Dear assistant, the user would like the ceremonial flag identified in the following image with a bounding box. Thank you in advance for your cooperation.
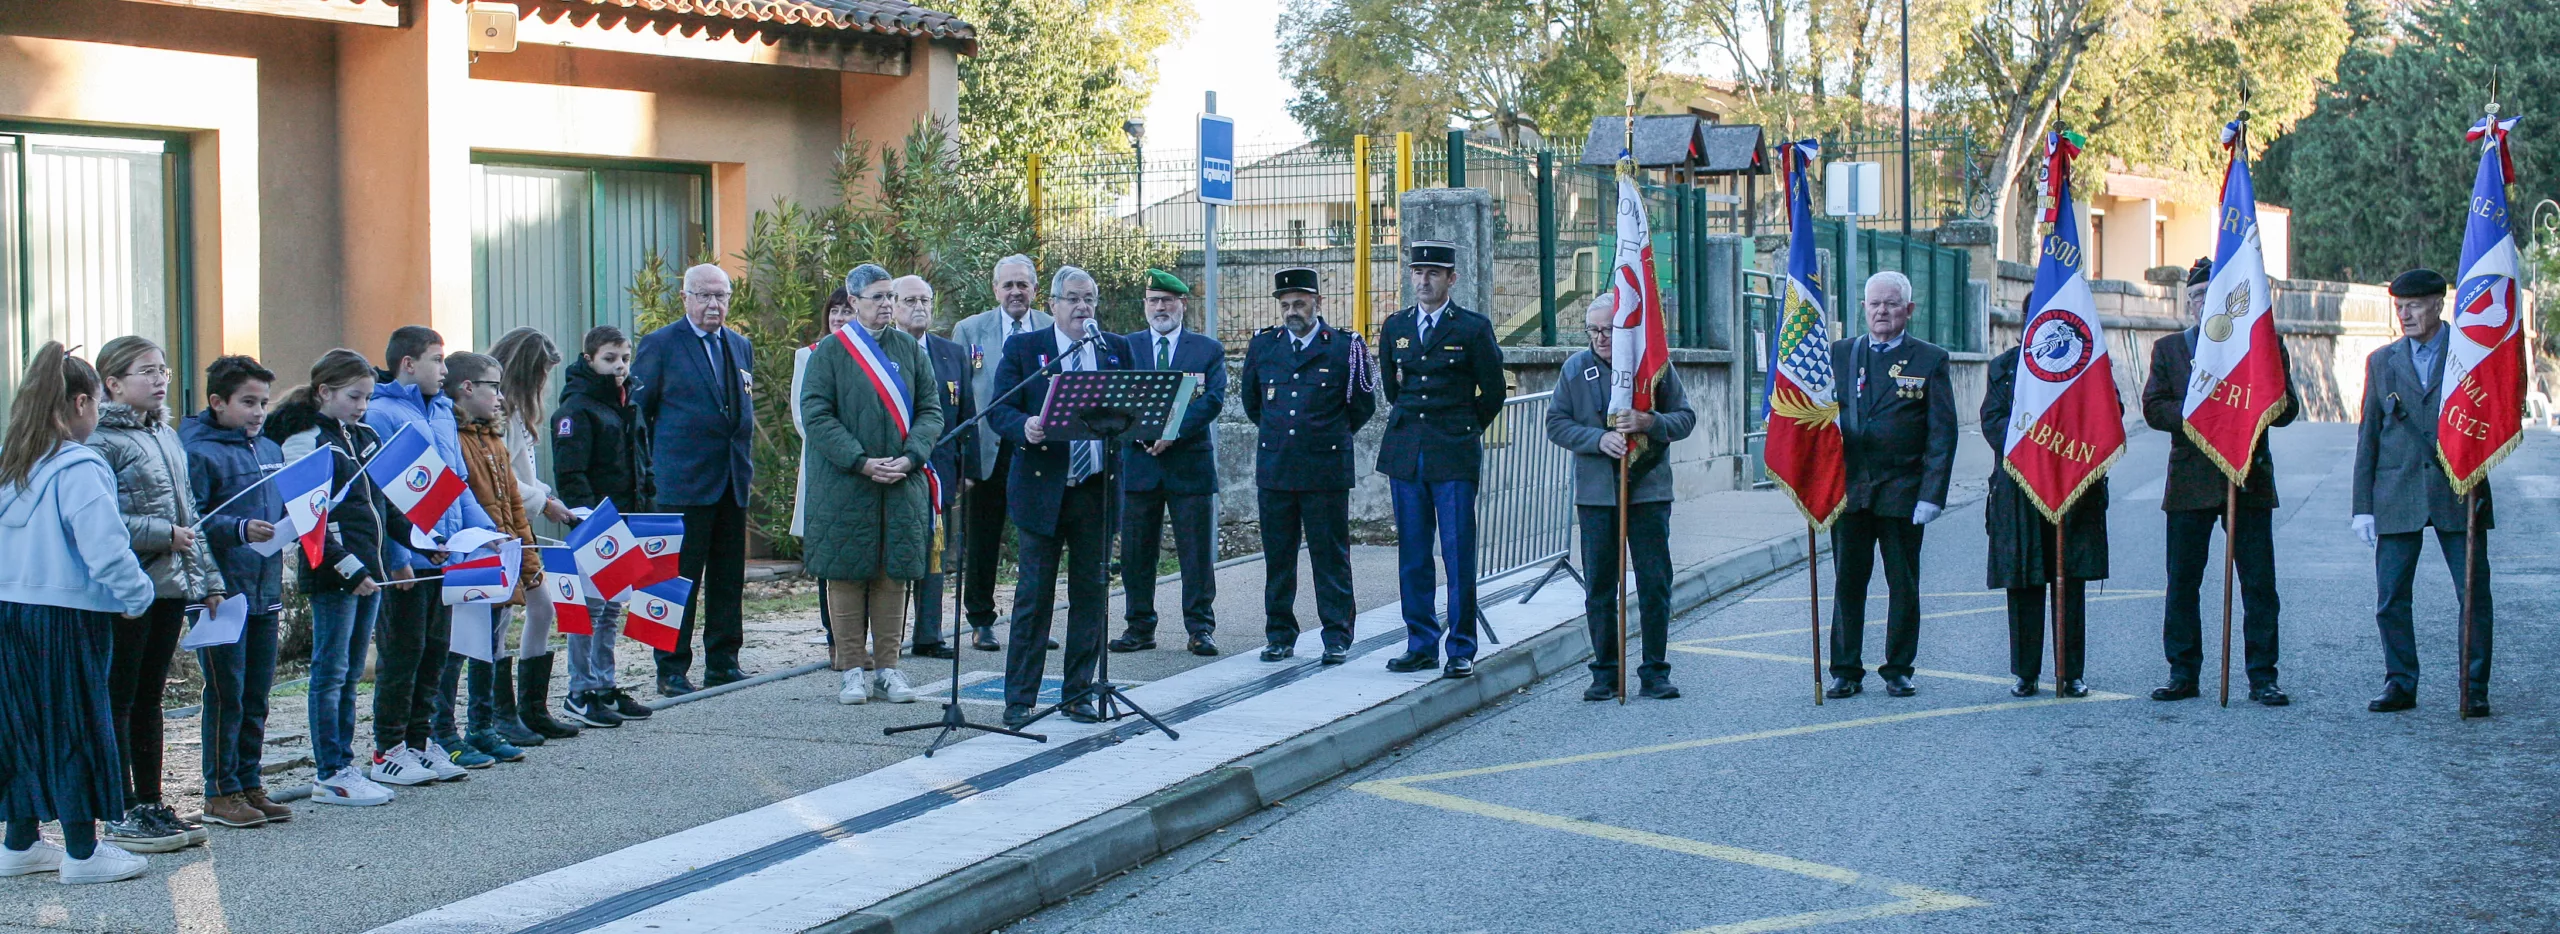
[540,547,593,636]
[1607,163,1669,415]
[268,448,338,568]
[2180,119,2291,482]
[439,552,513,606]
[625,576,693,652]
[1762,138,1847,531]
[625,513,685,590]
[362,422,466,535]
[2440,113,2526,494]
[566,499,651,600]
[2003,130,2126,520]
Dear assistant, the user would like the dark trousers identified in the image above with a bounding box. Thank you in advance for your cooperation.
[912,505,962,645]
[196,611,279,796]
[107,599,187,806]
[434,606,506,737]
[374,582,451,752]
[2375,528,2493,698]
[1580,503,1672,684]
[2163,507,2280,687]
[1121,487,1217,639]
[665,498,748,678]
[1829,510,1924,680]
[2007,581,2087,682]
[1004,480,1110,709]
[963,444,1014,630]
[1260,488,1356,651]
[1390,477,1479,660]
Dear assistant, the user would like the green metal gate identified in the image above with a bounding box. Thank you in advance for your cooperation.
[470,155,708,352]
[0,127,190,427]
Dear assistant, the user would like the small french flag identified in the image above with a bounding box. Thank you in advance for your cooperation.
[625,576,692,652]
[539,546,592,636]
[269,448,337,568]
[625,513,685,590]
[363,423,466,534]
[566,499,652,600]
[440,552,513,606]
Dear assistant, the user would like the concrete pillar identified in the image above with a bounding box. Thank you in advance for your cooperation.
[1397,187,1494,313]
[338,0,475,355]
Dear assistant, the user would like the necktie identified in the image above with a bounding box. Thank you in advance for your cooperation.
[706,333,735,414]
[1069,344,1100,484]
[1420,313,1437,345]
[1156,335,1171,370]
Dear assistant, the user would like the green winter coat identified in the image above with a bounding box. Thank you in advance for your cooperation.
[798,326,944,582]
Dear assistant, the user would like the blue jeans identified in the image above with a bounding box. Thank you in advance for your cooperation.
[1390,477,1479,660]
[564,600,624,695]
[197,612,279,796]
[306,592,379,777]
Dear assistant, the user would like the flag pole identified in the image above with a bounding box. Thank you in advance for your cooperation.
[2460,489,2479,719]
[1808,522,1824,706]
[2051,520,2065,694]
[2219,480,2237,706]
[1617,456,1631,705]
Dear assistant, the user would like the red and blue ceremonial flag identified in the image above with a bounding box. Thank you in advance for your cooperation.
[540,547,592,636]
[439,552,513,606]
[270,447,338,568]
[2180,118,2292,481]
[567,499,652,600]
[625,576,693,652]
[625,513,685,590]
[1607,154,1669,416]
[362,422,466,534]
[2440,112,2526,494]
[1762,138,1846,531]
[2003,130,2126,520]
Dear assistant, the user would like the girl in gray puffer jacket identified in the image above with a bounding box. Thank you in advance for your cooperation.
[85,336,224,854]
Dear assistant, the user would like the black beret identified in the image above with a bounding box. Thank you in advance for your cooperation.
[2186,257,2213,286]
[1272,266,1320,297]
[1407,240,1458,269]
[2389,268,2448,298]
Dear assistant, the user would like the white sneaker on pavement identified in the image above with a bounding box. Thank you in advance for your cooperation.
[0,840,63,876]
[838,669,869,705]
[877,668,917,703]
[59,844,147,885]
[310,767,395,806]
[367,744,436,787]
[418,741,469,781]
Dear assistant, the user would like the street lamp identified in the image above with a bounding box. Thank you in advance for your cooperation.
[1125,118,1147,224]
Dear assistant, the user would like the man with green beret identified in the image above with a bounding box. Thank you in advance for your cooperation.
[1109,270,1229,657]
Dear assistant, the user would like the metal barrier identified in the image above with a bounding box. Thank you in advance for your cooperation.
[1473,390,1576,583]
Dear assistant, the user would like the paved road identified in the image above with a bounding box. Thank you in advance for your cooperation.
[1010,422,2560,934]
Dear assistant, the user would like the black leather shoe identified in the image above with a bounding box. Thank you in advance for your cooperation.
[1883,674,1916,698]
[1639,680,1681,700]
[913,642,958,660]
[1189,637,1219,657]
[1047,639,1060,649]
[972,627,1000,651]
[1108,633,1156,653]
[1442,657,1475,679]
[2150,681,2199,701]
[2010,678,2039,697]
[706,667,750,688]
[1320,647,1349,665]
[1824,676,1863,699]
[656,674,698,697]
[1384,651,1439,673]
[2368,684,2416,712]
[2462,697,2492,718]
[1584,680,1616,701]
[2058,679,2090,698]
[2249,684,2290,706]
[1063,700,1102,723]
[1260,643,1294,662]
[1002,704,1034,729]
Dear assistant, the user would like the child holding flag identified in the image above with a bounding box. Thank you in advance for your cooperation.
[445,351,545,762]
[180,356,296,827]
[554,327,654,727]
[366,326,498,781]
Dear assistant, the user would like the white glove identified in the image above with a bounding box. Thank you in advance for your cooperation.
[1910,502,1942,526]
[2351,514,2377,548]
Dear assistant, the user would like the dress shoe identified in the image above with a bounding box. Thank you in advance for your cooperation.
[1108,633,1156,653]
[1002,704,1035,729]
[1639,679,1681,700]
[1584,680,1617,701]
[913,642,958,660]
[2150,681,2199,701]
[2249,683,2290,706]
[656,674,698,697]
[2367,684,2416,712]
[1883,674,1916,697]
[1189,636,1219,657]
[1384,651,1439,673]
[1047,638,1061,649]
[1442,657,1475,679]
[1260,643,1294,662]
[1063,700,1103,723]
[1824,676,1863,699]
[2462,698,2492,718]
[706,667,750,688]
[972,627,1000,651]
[1320,647,1349,665]
[2057,679,2090,698]
[2010,678,2039,697]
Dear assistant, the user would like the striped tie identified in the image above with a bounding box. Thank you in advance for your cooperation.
[1068,343,1100,484]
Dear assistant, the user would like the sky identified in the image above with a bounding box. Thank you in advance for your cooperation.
[1140,0,1309,151]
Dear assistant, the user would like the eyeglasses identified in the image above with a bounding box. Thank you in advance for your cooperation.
[685,289,733,301]
[466,379,501,391]
[127,365,172,378]
[1583,326,1611,336]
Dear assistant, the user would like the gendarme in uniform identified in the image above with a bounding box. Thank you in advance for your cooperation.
[1241,267,1377,664]
[1374,240,1507,679]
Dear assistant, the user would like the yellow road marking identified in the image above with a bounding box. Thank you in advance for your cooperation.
[1743,589,2163,604]
[1671,646,2139,700]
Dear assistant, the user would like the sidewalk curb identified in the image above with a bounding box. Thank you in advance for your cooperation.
[815,529,1819,934]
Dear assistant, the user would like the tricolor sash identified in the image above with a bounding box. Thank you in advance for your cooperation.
[833,324,914,440]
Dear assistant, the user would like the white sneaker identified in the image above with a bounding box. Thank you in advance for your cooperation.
[418,741,469,782]
[838,669,870,705]
[59,844,147,884]
[0,840,63,876]
[367,744,436,786]
[309,767,394,807]
[877,668,917,704]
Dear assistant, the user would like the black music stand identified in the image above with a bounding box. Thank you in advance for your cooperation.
[1020,368,1196,739]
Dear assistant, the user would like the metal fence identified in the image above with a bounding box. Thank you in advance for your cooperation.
[1473,390,1575,583]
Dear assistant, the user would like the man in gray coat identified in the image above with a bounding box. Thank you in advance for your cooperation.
[2352,268,2495,718]
[1545,295,1697,700]
[949,254,1053,650]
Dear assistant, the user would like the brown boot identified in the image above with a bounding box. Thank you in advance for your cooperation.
[242,787,293,823]
[200,793,269,828]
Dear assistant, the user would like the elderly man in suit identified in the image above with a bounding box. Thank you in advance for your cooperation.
[632,263,756,696]
[2353,268,2496,718]
[2142,257,2301,706]
[1376,240,1508,679]
[1242,268,1376,665]
[895,274,974,660]
[1825,270,1957,700]
[986,266,1134,728]
[1109,269,1229,658]
[1546,294,1698,700]
[950,255,1053,651]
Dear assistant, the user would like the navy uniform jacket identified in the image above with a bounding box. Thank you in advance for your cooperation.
[1120,328,1226,495]
[1829,335,1958,519]
[1242,321,1378,491]
[1376,303,1506,482]
[632,320,756,507]
[985,326,1134,537]
[923,333,975,511]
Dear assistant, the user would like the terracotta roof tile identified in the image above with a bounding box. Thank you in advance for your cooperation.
[557,0,975,42]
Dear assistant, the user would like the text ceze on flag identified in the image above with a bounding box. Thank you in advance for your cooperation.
[540,546,592,636]
[2003,130,2126,520]
[362,422,466,534]
[2180,119,2292,482]
[2439,113,2526,494]
[1761,138,1847,531]
[625,576,693,652]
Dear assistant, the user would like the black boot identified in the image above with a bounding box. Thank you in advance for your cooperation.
[491,658,547,747]
[516,653,581,739]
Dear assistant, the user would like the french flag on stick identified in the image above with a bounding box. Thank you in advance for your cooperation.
[567,499,652,600]
[625,576,692,652]
[540,547,592,636]
[439,552,513,606]
[270,448,338,568]
[625,513,685,590]
[362,423,466,535]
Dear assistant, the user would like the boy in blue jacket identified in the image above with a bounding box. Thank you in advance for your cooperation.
[180,356,295,828]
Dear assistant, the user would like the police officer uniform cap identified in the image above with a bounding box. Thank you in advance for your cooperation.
[1273,266,1321,297]
[1406,240,1458,269]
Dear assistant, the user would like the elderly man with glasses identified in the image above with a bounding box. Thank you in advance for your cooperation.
[892,274,975,659]
[632,263,758,696]
[1822,270,1956,701]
